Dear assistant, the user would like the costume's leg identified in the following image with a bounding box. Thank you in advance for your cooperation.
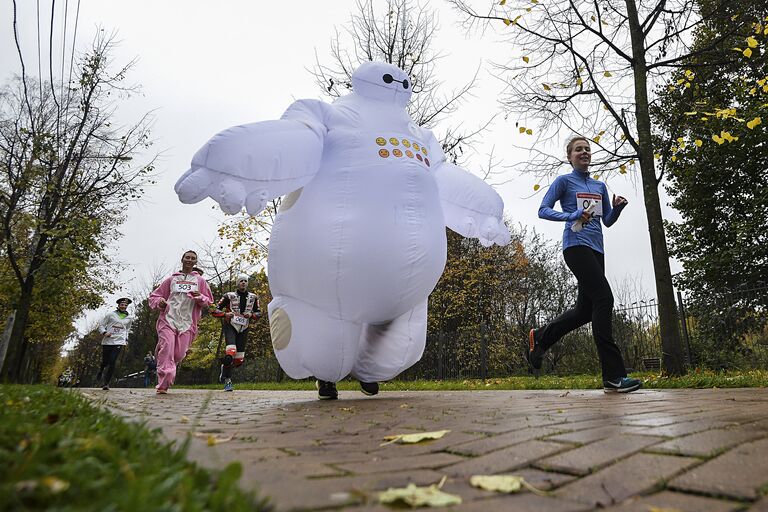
[155,325,178,390]
[168,329,196,386]
[268,296,362,382]
[352,300,428,383]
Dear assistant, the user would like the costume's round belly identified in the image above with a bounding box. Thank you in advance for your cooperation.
[268,155,446,323]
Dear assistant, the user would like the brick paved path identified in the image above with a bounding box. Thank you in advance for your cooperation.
[79,387,768,511]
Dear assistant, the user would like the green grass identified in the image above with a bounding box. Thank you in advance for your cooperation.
[183,369,768,391]
[0,385,272,512]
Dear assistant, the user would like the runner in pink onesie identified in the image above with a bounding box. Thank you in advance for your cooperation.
[149,250,213,394]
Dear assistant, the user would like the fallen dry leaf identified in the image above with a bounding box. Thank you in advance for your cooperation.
[470,474,549,496]
[381,429,450,446]
[194,432,236,446]
[379,477,461,507]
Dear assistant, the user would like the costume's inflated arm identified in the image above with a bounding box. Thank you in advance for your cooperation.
[175,100,328,215]
[428,136,510,247]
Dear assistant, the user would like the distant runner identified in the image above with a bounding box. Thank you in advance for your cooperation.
[149,250,213,394]
[212,274,261,391]
[96,297,133,390]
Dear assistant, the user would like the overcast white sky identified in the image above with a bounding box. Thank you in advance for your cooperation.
[1,1,681,333]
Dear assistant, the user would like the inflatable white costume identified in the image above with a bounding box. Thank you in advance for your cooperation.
[175,62,509,384]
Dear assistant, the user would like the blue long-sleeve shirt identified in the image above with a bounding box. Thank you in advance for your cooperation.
[538,168,626,254]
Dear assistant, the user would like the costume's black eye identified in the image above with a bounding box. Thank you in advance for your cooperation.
[402,79,409,89]
[382,74,394,84]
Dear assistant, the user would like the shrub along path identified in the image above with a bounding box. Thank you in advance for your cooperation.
[79,387,768,511]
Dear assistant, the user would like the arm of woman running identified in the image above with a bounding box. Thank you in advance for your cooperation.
[601,182,628,227]
[193,278,214,308]
[149,277,172,310]
[538,176,584,222]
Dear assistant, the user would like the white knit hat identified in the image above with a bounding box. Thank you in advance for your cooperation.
[236,274,249,283]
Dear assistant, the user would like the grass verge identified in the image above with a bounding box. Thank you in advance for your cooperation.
[182,369,768,391]
[0,385,272,511]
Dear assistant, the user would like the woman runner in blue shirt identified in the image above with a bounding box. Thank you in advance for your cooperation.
[529,136,642,393]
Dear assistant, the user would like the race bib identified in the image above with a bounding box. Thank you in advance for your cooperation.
[576,193,603,216]
[110,325,124,335]
[231,315,249,327]
[172,279,199,294]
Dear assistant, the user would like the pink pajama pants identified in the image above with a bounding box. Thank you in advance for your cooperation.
[155,324,195,390]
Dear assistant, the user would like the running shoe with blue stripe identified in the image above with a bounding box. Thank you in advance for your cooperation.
[603,377,643,393]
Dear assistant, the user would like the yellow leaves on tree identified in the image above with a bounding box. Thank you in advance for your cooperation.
[747,117,762,129]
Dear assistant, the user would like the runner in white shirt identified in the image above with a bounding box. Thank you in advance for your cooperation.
[96,297,133,390]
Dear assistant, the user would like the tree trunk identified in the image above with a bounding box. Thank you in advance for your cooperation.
[1,277,35,382]
[626,0,686,375]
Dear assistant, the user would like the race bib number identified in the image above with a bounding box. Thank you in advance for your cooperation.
[172,279,199,294]
[110,325,124,335]
[576,193,603,216]
[231,315,249,327]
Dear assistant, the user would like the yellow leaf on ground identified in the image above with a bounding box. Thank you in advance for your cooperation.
[471,475,523,493]
[747,36,758,48]
[695,139,703,147]
[382,429,451,445]
[470,475,549,496]
[747,117,762,129]
[194,432,236,446]
[744,48,753,58]
[712,134,725,145]
[379,482,462,507]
